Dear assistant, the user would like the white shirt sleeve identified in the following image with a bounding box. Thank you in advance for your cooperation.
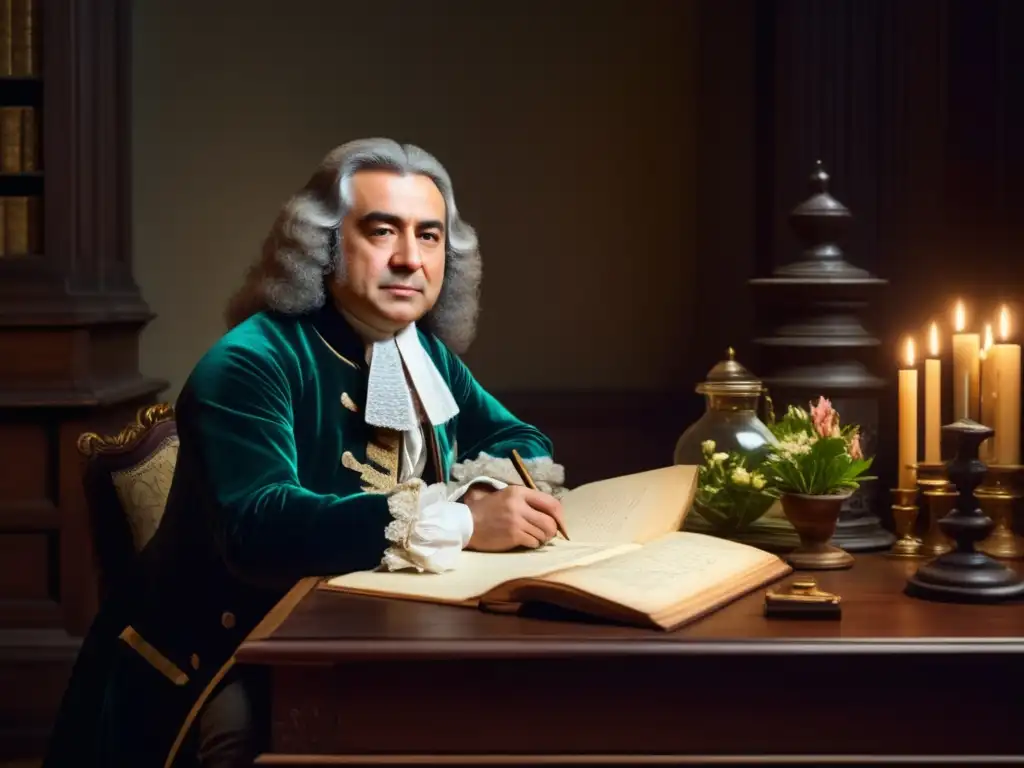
[382,476,511,574]
[383,423,508,574]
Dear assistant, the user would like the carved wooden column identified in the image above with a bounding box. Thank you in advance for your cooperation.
[0,0,165,758]
[751,163,893,551]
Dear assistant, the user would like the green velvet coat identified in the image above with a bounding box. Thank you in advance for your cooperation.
[43,304,557,768]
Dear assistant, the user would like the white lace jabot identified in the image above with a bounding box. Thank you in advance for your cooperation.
[337,309,504,575]
[364,323,460,431]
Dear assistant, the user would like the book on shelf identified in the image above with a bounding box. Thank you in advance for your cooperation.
[0,106,38,172]
[324,464,792,631]
[0,0,41,77]
[0,193,40,255]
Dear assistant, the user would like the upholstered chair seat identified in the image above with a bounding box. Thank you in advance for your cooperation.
[77,404,179,598]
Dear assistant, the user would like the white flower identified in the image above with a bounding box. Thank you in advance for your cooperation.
[712,452,729,465]
[788,405,809,421]
[731,467,751,486]
[702,439,716,455]
[776,433,813,458]
[751,473,766,490]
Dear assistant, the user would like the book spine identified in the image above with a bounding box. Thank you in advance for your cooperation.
[0,0,11,77]
[20,106,35,170]
[0,106,21,172]
[26,192,38,252]
[5,195,27,254]
[10,0,34,77]
[0,198,7,257]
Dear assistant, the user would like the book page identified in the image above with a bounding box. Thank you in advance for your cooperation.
[539,531,786,618]
[560,465,698,544]
[325,539,638,604]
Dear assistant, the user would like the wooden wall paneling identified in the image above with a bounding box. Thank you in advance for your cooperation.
[508,1,767,489]
[0,400,159,763]
[871,0,949,505]
[764,0,884,276]
[0,0,166,759]
[692,0,759,379]
[497,392,691,488]
[0,412,62,632]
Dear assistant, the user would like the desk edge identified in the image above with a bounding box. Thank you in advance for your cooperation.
[235,637,1024,665]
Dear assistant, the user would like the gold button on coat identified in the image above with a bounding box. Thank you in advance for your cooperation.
[221,611,236,629]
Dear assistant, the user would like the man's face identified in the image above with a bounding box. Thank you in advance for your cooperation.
[331,169,446,333]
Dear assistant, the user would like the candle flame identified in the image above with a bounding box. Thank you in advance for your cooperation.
[984,323,994,352]
[904,337,915,367]
[928,322,939,357]
[999,305,1011,341]
[954,300,966,332]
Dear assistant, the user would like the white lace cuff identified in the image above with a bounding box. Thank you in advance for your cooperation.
[381,480,474,574]
[450,451,567,497]
[447,474,508,500]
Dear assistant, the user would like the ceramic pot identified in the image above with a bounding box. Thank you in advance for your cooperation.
[779,492,855,570]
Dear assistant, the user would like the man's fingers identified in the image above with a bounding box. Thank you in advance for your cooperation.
[518,486,557,512]
[523,507,558,541]
[519,488,566,534]
[514,527,543,549]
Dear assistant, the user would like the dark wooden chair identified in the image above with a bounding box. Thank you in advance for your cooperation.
[76,403,178,600]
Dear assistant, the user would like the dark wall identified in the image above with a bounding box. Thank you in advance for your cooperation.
[133,0,700,400]
[132,0,702,489]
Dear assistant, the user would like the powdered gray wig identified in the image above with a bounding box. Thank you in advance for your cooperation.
[225,138,482,353]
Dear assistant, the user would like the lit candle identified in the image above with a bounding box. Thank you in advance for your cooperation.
[898,336,918,489]
[989,306,1021,465]
[951,299,980,421]
[980,324,995,462]
[924,322,942,463]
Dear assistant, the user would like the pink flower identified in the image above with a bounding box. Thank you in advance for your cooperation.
[848,430,863,460]
[810,396,840,438]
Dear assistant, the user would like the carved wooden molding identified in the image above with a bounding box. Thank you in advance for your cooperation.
[76,402,175,458]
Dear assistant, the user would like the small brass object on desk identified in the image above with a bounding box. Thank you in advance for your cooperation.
[976,464,1024,560]
[920,488,957,557]
[887,487,923,558]
[914,462,955,557]
[764,578,841,620]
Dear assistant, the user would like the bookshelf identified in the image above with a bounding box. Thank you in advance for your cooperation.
[0,0,165,759]
[0,0,42,267]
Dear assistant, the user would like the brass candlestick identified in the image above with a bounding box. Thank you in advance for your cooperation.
[921,489,957,557]
[976,465,1024,560]
[887,487,922,558]
[914,462,955,557]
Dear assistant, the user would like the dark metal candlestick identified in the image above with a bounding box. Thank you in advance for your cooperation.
[750,161,892,552]
[905,419,1024,602]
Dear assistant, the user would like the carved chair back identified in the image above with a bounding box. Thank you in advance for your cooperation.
[76,403,179,599]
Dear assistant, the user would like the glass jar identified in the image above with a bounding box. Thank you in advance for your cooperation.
[673,348,778,465]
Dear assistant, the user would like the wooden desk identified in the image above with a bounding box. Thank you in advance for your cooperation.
[237,555,1024,766]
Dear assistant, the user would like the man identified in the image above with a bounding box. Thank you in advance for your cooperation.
[44,138,567,768]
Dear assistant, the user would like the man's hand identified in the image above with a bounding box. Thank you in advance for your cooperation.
[465,485,566,552]
[460,483,497,506]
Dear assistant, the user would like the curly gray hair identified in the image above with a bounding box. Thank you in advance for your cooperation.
[225,138,482,353]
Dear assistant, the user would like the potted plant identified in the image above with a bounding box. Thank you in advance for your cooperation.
[694,439,780,534]
[760,397,875,569]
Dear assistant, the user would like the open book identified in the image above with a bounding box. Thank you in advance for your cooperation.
[323,465,792,631]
